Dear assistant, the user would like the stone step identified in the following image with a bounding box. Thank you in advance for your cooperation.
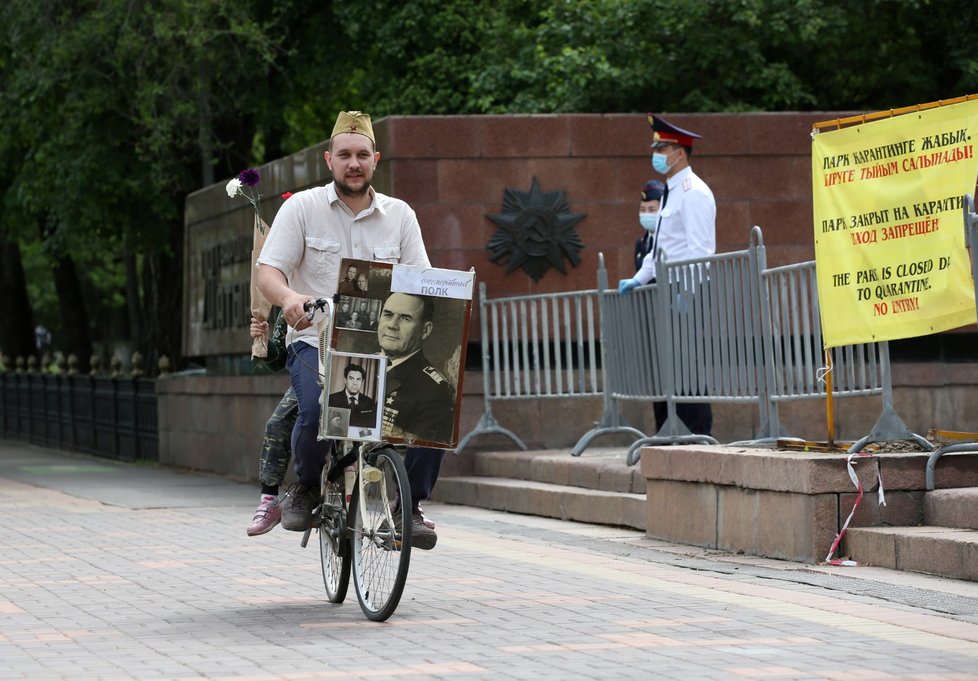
[924,488,978,530]
[469,448,644,495]
[842,526,978,581]
[432,475,646,531]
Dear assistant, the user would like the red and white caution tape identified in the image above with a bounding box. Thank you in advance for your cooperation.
[824,448,886,565]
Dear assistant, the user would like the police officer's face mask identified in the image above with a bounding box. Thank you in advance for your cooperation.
[639,213,659,231]
[652,151,674,174]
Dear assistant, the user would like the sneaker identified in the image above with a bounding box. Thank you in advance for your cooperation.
[281,483,320,532]
[246,497,281,536]
[411,512,438,550]
[416,503,436,529]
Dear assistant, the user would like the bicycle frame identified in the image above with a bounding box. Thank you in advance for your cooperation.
[298,296,413,621]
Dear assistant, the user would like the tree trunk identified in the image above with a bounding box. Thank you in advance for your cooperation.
[50,250,93,372]
[198,59,215,187]
[0,229,36,362]
[140,218,184,374]
[124,249,143,353]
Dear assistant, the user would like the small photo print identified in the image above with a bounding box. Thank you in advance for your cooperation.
[332,258,474,448]
[336,260,372,298]
[321,352,387,442]
[335,295,382,331]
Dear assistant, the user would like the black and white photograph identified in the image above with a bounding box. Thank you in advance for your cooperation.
[321,352,386,442]
[330,259,474,448]
[335,295,382,331]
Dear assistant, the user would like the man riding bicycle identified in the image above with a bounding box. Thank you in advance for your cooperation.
[256,110,441,549]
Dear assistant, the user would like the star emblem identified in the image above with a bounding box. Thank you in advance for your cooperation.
[486,177,586,282]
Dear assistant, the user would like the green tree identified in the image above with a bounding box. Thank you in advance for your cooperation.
[3,0,978,372]
[0,0,289,370]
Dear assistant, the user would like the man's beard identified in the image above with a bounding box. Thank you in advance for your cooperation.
[335,177,371,198]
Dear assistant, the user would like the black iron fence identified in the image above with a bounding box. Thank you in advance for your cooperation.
[0,371,158,461]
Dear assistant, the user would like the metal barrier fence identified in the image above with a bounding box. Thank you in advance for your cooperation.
[458,224,925,464]
[0,372,158,461]
[759,260,926,454]
[455,284,604,453]
[926,193,978,489]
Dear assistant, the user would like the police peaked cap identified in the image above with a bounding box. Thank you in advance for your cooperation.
[648,113,702,148]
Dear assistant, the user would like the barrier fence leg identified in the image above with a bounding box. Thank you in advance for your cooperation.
[846,403,932,455]
[455,405,526,454]
[570,398,645,457]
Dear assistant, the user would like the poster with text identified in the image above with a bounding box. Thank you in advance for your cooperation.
[812,98,978,347]
[326,259,475,449]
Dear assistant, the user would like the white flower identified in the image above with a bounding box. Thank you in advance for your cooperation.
[225,177,243,198]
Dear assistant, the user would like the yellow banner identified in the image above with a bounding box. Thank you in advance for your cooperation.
[812,99,978,347]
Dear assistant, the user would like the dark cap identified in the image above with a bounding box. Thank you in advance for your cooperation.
[641,179,665,202]
[648,113,702,149]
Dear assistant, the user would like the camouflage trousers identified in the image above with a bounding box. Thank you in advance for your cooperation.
[258,387,298,488]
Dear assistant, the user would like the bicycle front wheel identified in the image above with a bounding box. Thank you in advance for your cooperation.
[349,446,412,621]
[319,465,351,603]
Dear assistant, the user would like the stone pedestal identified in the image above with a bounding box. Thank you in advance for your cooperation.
[640,445,978,563]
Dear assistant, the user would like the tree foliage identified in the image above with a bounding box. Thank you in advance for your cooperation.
[2,0,977,369]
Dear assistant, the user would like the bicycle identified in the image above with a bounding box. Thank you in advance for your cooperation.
[297,297,413,622]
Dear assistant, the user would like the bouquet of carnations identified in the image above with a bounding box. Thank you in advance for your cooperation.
[227,168,272,358]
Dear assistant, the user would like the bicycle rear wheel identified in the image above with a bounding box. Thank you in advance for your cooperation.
[349,446,412,621]
[319,465,351,603]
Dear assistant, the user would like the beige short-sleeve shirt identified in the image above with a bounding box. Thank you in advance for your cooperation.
[257,182,430,347]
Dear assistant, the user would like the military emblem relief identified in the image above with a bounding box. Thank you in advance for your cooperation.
[486,177,586,282]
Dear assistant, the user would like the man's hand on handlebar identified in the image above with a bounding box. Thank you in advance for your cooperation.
[282,295,317,330]
[302,298,329,319]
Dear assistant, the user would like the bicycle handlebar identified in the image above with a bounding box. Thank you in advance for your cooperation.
[303,297,330,322]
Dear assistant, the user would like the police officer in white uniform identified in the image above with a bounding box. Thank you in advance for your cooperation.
[618,113,716,436]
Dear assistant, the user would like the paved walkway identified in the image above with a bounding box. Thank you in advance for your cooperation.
[2,439,978,680]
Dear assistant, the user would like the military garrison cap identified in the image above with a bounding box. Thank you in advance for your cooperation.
[331,111,375,144]
[648,113,701,148]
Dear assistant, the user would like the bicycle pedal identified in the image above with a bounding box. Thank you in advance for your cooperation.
[361,465,383,483]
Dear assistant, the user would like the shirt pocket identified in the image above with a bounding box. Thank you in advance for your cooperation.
[304,237,342,278]
[372,245,401,263]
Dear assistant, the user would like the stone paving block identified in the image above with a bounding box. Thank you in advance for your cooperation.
[473,450,522,478]
[716,486,758,555]
[595,461,633,494]
[568,459,601,489]
[843,527,899,568]
[895,528,974,580]
[757,490,837,563]
[641,446,880,494]
[967,541,978,581]
[933,452,978,488]
[924,488,978,529]
[561,490,623,527]
[622,496,646,531]
[876,452,929,490]
[646,479,717,548]
[628,467,645,495]
[527,455,574,485]
[842,490,924,527]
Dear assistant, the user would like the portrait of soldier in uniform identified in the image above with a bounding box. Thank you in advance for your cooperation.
[326,409,347,437]
[338,264,359,296]
[377,292,455,443]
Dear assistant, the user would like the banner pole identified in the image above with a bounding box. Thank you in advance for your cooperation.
[824,350,835,445]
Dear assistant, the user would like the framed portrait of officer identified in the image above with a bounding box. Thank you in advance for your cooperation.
[326,259,474,448]
[320,352,386,442]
